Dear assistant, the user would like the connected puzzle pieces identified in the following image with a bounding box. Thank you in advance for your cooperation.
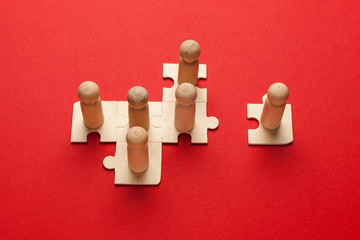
[71,63,219,185]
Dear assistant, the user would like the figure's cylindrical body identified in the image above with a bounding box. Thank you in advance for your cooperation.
[78,81,104,129]
[127,86,149,130]
[260,83,289,130]
[177,40,201,86]
[178,58,199,86]
[126,126,149,173]
[174,83,197,132]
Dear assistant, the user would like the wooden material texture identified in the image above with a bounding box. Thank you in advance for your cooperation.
[104,125,162,185]
[78,81,104,129]
[151,63,219,143]
[260,83,289,130]
[247,94,293,145]
[177,40,201,86]
[127,86,150,130]
[126,126,149,173]
[174,83,197,132]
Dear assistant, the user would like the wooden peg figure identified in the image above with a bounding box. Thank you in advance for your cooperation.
[126,126,149,173]
[174,83,197,132]
[78,81,104,129]
[178,40,201,86]
[260,83,289,130]
[127,86,150,130]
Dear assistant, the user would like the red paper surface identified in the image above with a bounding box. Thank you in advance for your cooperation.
[1,0,360,239]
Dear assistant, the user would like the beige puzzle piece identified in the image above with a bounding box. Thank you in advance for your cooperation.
[163,63,207,103]
[247,95,293,145]
[71,101,162,185]
[151,102,219,143]
[102,101,162,185]
[155,63,219,143]
[103,127,162,185]
[71,101,127,143]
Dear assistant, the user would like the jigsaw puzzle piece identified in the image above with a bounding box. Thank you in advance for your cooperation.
[148,102,162,142]
[103,127,162,185]
[158,101,219,144]
[247,95,293,145]
[162,63,207,103]
[190,103,219,143]
[103,141,161,185]
[103,101,163,185]
[114,101,162,142]
[71,101,127,143]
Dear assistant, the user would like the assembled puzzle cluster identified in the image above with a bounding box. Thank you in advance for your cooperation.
[71,40,293,186]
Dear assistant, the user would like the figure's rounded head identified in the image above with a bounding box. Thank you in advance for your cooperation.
[179,40,201,63]
[126,126,148,149]
[127,86,149,109]
[175,83,197,106]
[267,82,289,106]
[78,81,100,104]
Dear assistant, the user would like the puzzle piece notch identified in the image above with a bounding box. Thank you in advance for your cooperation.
[163,63,207,103]
[247,94,293,145]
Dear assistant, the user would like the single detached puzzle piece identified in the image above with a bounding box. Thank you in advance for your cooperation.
[247,94,293,145]
[102,102,163,185]
[71,101,127,143]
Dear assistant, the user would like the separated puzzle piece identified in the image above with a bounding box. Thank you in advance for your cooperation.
[247,95,293,145]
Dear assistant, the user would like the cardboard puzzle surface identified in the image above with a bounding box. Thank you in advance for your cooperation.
[71,63,219,185]
[247,94,293,145]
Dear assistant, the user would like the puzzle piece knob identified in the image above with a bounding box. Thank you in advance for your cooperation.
[179,40,201,63]
[267,83,289,106]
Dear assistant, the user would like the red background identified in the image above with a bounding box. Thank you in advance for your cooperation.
[1,0,360,239]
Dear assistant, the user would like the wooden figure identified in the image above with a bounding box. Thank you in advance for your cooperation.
[127,86,150,130]
[177,40,201,86]
[174,83,197,132]
[260,83,289,130]
[126,126,149,173]
[77,81,104,129]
